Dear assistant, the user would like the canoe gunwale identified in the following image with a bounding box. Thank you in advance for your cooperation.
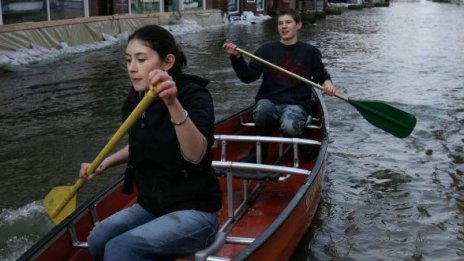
[232,136,328,260]
[18,175,125,260]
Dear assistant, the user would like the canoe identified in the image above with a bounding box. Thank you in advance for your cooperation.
[19,91,329,261]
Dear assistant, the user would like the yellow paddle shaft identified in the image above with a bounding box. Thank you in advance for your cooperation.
[49,89,157,219]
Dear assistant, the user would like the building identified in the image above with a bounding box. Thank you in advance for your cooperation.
[0,0,323,26]
[0,0,208,25]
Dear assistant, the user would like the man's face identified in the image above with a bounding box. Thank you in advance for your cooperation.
[278,14,302,43]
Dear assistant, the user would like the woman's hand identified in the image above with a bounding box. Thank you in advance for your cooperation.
[148,69,178,106]
[322,80,336,96]
[79,162,106,181]
[78,147,128,181]
[223,40,241,58]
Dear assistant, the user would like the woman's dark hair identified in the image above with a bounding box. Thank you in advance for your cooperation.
[128,25,187,76]
[278,9,302,24]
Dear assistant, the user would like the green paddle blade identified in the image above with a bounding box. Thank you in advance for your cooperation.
[348,99,417,138]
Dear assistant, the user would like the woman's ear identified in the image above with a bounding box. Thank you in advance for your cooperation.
[162,54,176,71]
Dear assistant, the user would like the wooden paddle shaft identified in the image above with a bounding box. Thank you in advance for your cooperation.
[233,47,417,138]
[235,47,349,101]
[86,90,157,175]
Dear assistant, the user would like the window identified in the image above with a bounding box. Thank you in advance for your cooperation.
[228,0,239,14]
[1,0,85,25]
[131,0,160,13]
[257,0,264,11]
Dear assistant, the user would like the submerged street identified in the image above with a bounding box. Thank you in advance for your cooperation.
[0,1,463,259]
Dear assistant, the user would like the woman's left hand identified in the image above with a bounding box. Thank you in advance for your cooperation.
[148,69,178,106]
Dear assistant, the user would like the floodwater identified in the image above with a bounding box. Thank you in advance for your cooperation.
[1,1,463,260]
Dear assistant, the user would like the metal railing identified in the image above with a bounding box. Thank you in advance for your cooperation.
[68,134,320,261]
[195,135,320,260]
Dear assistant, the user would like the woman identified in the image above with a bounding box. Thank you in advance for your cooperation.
[223,9,336,161]
[79,25,222,260]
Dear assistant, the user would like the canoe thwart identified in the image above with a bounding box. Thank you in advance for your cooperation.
[240,115,322,130]
[215,170,281,181]
[194,232,228,261]
[69,224,89,248]
[214,135,321,146]
[212,161,311,176]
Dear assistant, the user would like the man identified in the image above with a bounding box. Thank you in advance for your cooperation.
[223,9,336,161]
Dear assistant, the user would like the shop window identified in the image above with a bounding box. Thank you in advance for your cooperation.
[131,0,160,13]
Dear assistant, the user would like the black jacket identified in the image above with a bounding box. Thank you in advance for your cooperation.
[121,74,222,216]
[231,41,331,110]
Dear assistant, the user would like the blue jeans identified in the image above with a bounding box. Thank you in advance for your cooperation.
[87,204,219,261]
[253,99,308,137]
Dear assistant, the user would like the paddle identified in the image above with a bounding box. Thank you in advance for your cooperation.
[44,89,158,225]
[230,46,416,138]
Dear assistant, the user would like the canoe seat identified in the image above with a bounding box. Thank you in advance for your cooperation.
[212,161,311,179]
[214,169,281,181]
[240,111,322,129]
[213,135,321,174]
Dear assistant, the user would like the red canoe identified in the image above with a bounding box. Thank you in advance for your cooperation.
[19,92,329,261]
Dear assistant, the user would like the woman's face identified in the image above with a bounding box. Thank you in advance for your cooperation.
[125,39,163,92]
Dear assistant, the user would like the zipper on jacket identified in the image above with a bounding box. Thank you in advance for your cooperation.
[141,112,146,128]
[140,92,145,128]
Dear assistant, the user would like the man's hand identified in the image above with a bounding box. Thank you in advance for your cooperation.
[322,80,336,96]
[223,40,241,58]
